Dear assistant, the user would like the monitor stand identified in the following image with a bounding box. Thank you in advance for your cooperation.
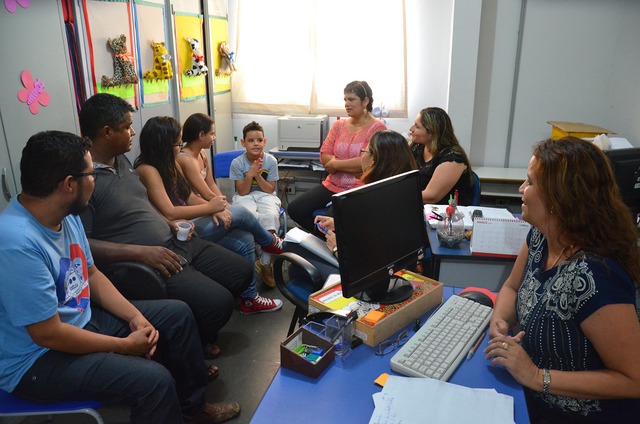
[356,276,414,304]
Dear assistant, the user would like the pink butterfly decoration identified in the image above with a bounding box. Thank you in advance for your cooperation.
[18,70,50,115]
[5,0,30,13]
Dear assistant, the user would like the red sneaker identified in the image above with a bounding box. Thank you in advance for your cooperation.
[261,234,284,254]
[240,295,283,315]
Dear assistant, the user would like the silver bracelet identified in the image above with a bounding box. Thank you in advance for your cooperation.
[542,368,551,394]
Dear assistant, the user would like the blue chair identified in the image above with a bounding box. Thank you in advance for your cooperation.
[471,170,481,206]
[213,149,288,235]
[0,389,104,423]
[213,149,246,180]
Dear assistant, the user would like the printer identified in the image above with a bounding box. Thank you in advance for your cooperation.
[278,114,329,151]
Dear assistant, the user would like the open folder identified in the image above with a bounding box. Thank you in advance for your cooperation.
[284,227,339,267]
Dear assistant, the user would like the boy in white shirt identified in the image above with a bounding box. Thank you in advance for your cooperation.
[230,121,281,287]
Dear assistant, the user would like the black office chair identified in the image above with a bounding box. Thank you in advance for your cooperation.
[273,252,324,336]
[100,261,167,300]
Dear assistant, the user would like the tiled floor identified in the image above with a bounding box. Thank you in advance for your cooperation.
[17,281,294,424]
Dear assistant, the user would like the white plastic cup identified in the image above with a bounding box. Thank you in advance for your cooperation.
[176,222,191,241]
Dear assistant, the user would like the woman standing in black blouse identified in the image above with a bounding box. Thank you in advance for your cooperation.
[409,107,474,205]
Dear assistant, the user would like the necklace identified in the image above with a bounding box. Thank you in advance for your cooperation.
[550,244,573,268]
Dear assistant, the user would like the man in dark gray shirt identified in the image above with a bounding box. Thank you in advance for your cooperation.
[79,94,252,363]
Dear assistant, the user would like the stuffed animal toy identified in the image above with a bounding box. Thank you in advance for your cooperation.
[143,41,173,81]
[101,34,139,87]
[216,42,236,76]
[185,37,208,77]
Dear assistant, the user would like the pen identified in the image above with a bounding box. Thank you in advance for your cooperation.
[466,331,486,360]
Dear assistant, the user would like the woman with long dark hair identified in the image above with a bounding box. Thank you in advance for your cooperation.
[134,116,283,314]
[409,107,474,205]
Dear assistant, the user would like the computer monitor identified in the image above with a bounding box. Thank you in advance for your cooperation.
[333,170,427,304]
[603,147,640,218]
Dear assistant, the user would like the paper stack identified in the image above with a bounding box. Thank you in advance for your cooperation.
[370,375,514,424]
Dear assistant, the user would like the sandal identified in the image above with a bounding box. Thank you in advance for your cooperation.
[204,343,221,359]
[207,364,219,382]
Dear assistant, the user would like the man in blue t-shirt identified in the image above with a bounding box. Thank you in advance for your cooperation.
[0,131,240,423]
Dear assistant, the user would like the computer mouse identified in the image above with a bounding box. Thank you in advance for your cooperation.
[458,288,495,308]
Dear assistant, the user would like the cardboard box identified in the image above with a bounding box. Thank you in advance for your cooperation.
[308,271,443,347]
[280,327,335,378]
[547,121,614,140]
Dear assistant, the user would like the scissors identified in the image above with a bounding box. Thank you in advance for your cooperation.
[429,212,444,221]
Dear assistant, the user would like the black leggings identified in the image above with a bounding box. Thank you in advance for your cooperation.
[287,184,334,233]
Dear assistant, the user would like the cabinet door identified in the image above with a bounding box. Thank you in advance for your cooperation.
[0,0,79,206]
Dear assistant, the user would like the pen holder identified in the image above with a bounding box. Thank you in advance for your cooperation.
[436,216,465,247]
[324,315,354,367]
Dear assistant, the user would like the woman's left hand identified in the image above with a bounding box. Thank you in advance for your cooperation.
[325,230,337,251]
[484,331,539,388]
[324,158,338,174]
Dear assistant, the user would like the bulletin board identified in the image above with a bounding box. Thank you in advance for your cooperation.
[83,0,138,108]
[174,13,207,101]
[210,16,230,94]
[133,0,171,107]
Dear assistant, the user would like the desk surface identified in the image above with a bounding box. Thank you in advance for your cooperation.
[270,148,321,160]
[251,287,528,424]
[474,167,527,183]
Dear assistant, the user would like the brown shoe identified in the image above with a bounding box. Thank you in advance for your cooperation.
[188,402,240,424]
[255,259,275,288]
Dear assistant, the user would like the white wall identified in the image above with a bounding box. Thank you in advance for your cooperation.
[226,0,453,151]
[226,0,640,169]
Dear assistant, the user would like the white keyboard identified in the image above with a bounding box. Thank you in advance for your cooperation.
[390,295,492,381]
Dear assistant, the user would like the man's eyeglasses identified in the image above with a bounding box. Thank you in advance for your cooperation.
[72,171,97,179]
[375,329,409,356]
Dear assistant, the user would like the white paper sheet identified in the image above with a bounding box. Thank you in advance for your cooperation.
[369,376,514,424]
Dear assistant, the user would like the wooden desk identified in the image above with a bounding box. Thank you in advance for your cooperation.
[474,166,526,199]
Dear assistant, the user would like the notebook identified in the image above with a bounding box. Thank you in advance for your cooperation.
[284,227,339,267]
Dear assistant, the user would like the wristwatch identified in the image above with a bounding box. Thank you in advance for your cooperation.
[331,246,338,257]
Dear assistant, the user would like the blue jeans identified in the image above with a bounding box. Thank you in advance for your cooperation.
[14,300,207,424]
[194,205,274,299]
